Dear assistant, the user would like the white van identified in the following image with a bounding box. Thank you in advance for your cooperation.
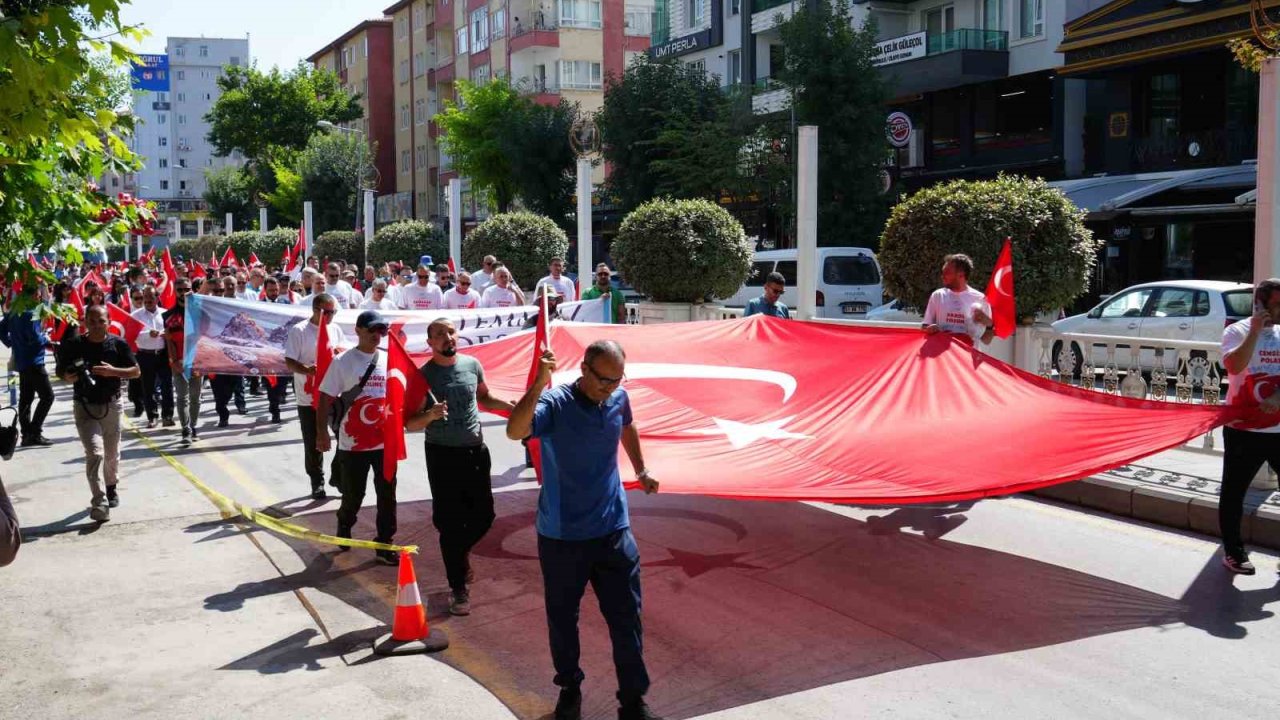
[722,247,884,318]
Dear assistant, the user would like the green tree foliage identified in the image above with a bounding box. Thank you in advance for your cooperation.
[777,0,891,245]
[461,212,569,287]
[315,230,364,267]
[204,62,362,166]
[0,2,150,294]
[292,131,375,236]
[499,99,579,227]
[598,56,742,210]
[203,166,257,231]
[370,220,447,268]
[611,199,753,303]
[878,176,1100,315]
[436,79,524,212]
[263,161,304,226]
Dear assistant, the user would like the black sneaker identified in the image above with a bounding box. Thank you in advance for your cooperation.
[106,486,119,508]
[181,426,190,442]
[310,486,326,500]
[146,418,157,429]
[449,589,471,616]
[617,700,663,720]
[162,417,176,427]
[189,427,199,441]
[217,417,229,428]
[271,411,282,424]
[375,550,398,566]
[336,528,352,552]
[236,403,247,416]
[1223,551,1256,575]
[132,405,144,418]
[554,687,582,720]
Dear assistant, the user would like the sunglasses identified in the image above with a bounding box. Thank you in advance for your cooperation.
[586,363,624,387]
[483,261,494,267]
[365,326,389,336]
[459,281,471,286]
[322,308,337,316]
[417,274,430,280]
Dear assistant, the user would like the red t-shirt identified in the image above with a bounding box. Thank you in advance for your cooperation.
[162,306,185,364]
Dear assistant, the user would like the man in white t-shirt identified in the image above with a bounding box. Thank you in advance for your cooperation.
[443,272,482,309]
[131,287,174,428]
[323,262,360,309]
[480,265,526,308]
[398,263,445,309]
[359,279,399,310]
[317,310,397,565]
[471,255,497,293]
[285,293,346,499]
[536,256,577,302]
[922,253,994,345]
[1219,278,1280,575]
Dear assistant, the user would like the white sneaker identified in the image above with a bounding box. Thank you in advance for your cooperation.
[89,505,110,522]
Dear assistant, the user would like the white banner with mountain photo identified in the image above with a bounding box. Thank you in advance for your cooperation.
[181,294,610,377]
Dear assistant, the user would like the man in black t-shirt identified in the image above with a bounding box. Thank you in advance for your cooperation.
[56,305,140,522]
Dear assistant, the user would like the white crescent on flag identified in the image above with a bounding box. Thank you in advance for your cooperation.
[553,363,799,402]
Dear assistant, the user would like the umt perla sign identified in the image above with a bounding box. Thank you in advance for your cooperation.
[649,0,723,60]
[871,32,927,67]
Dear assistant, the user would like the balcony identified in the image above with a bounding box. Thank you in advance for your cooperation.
[751,76,788,115]
[875,29,1008,96]
[510,19,560,53]
[750,0,794,34]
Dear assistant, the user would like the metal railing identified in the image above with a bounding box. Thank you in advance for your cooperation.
[751,0,788,13]
[511,17,559,36]
[926,29,1008,55]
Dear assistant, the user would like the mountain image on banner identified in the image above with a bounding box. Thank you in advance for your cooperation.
[218,312,271,347]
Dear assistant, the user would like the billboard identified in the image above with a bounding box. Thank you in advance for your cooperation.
[131,54,170,91]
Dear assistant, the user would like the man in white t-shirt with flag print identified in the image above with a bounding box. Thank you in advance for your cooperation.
[285,294,346,498]
[922,253,994,346]
[443,272,482,309]
[317,309,398,565]
[398,263,445,310]
[481,265,525,308]
[536,256,577,302]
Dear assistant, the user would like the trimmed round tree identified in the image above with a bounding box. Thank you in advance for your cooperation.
[370,220,448,268]
[462,212,569,288]
[612,198,752,303]
[315,230,365,268]
[878,175,1099,317]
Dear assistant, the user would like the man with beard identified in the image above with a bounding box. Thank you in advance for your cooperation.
[407,318,516,616]
[164,279,203,443]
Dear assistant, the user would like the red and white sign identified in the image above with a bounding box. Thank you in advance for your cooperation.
[885,111,913,149]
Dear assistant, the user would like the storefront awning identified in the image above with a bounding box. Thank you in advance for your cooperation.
[1049,164,1257,219]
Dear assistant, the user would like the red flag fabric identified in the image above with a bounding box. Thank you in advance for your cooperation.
[118,290,131,313]
[248,252,260,267]
[459,316,1243,504]
[289,223,306,272]
[106,302,145,351]
[984,238,1016,340]
[220,246,238,269]
[68,282,85,320]
[159,249,178,308]
[209,251,220,270]
[447,257,456,275]
[522,292,554,484]
[310,320,334,407]
[384,329,430,481]
[190,263,207,279]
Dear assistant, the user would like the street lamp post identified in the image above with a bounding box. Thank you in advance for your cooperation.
[317,120,369,235]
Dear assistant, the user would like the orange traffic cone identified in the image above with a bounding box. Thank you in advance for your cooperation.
[374,552,450,655]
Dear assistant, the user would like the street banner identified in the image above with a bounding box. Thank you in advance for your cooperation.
[463,315,1249,505]
[183,294,608,377]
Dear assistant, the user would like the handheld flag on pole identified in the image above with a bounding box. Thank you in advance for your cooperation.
[984,237,1016,340]
[524,291,554,484]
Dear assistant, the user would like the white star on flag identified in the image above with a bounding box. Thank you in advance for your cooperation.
[689,416,811,450]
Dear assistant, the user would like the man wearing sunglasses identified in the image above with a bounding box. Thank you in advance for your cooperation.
[580,263,626,324]
[359,279,398,310]
[742,271,791,320]
[507,340,662,720]
[398,263,445,310]
[324,262,360,309]
[285,293,346,499]
[164,279,204,443]
[471,255,498,293]
[317,310,397,565]
[442,272,482,310]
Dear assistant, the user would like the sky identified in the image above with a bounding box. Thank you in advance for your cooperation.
[118,0,384,72]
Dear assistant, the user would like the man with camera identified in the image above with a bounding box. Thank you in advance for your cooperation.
[56,305,140,522]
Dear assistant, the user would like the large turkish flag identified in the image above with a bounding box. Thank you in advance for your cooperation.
[462,316,1246,504]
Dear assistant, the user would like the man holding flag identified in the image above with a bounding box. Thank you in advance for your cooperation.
[285,294,344,499]
[922,253,996,345]
[405,318,517,616]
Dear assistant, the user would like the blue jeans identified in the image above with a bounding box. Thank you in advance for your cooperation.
[537,528,649,703]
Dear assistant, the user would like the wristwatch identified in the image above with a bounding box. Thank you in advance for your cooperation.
[637,468,653,481]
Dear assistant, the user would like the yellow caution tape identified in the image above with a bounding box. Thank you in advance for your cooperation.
[126,423,418,555]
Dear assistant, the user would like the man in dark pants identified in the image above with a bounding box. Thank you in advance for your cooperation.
[285,293,344,498]
[507,340,663,720]
[317,310,395,565]
[1220,277,1280,574]
[407,318,516,616]
[0,285,54,446]
[131,287,174,428]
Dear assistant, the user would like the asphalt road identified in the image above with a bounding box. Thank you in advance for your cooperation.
[3,377,1280,720]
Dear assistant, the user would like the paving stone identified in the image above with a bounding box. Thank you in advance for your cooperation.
[1131,486,1190,530]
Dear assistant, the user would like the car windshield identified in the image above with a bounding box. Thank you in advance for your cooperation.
[745,261,774,287]
[823,256,880,285]
[1223,290,1252,317]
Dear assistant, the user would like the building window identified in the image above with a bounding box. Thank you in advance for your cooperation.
[199,45,208,57]
[727,49,741,86]
[160,180,169,190]
[1019,0,1043,39]
[229,56,240,66]
[415,98,426,124]
[559,60,602,89]
[416,145,426,168]
[110,176,119,188]
[156,92,168,102]
[178,114,186,125]
[401,150,411,173]
[925,5,955,38]
[158,137,167,147]
[688,58,705,76]
[560,0,603,28]
[176,92,185,102]
[157,113,167,124]
[176,70,185,80]
[491,8,506,38]
[414,4,426,27]
[401,104,411,129]
[982,0,1002,31]
[1146,73,1180,144]
[159,158,168,168]
[398,17,408,39]
[175,45,185,57]
[363,37,369,57]
[456,27,469,55]
[624,4,652,35]
[471,63,490,84]
[973,75,1052,150]
[399,59,410,83]
[180,180,187,190]
[472,8,490,51]
[684,0,706,30]
[178,158,187,168]
[731,0,740,14]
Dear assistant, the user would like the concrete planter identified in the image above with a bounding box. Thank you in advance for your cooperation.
[635,301,726,324]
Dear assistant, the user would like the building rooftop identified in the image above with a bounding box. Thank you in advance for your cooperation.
[306,19,393,63]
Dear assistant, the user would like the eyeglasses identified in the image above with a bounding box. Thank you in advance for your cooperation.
[416,274,430,280]
[585,363,624,387]
[483,261,494,267]
[175,287,191,294]
[459,281,471,286]
[326,274,338,280]
[321,308,337,316]
[596,272,611,278]
[364,326,388,336]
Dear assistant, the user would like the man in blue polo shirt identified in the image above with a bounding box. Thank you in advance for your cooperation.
[742,271,790,319]
[507,340,662,720]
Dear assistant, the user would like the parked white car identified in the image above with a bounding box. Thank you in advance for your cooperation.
[1050,280,1252,373]
[864,298,922,324]
[720,247,884,319]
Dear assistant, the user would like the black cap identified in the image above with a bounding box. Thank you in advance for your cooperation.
[356,310,389,330]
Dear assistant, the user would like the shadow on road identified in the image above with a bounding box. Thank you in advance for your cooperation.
[21,509,102,541]
[218,626,390,673]
[1178,555,1280,639]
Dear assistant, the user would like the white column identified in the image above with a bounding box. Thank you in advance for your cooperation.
[125,236,131,262]
[363,190,375,263]
[576,158,592,300]
[259,206,268,234]
[225,212,233,235]
[196,217,205,239]
[448,178,462,267]
[135,233,142,260]
[171,216,181,242]
[1257,59,1280,283]
[303,201,314,263]
[796,126,819,320]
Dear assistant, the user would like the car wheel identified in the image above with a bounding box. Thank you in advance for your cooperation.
[1052,340,1084,378]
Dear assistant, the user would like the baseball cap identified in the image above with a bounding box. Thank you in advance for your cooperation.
[355,310,389,330]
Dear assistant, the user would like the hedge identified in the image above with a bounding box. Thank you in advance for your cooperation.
[369,220,448,269]
[461,212,569,288]
[611,198,752,303]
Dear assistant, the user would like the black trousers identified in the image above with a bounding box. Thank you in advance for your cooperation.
[17,365,53,439]
[297,405,339,489]
[211,375,238,421]
[336,449,396,544]
[425,443,494,591]
[265,376,289,415]
[1220,426,1280,556]
[538,528,649,703]
[136,349,174,420]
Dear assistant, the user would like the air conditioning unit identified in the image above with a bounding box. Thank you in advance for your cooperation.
[906,131,924,168]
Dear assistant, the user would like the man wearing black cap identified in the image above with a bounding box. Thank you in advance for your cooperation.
[317,309,397,564]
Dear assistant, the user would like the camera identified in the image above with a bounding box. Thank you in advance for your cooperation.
[71,358,97,391]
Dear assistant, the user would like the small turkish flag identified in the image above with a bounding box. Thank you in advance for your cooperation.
[248,251,260,267]
[107,302,145,350]
[384,327,430,481]
[984,237,1016,340]
[159,249,178,308]
[220,246,238,269]
[310,320,334,407]
[524,291,554,484]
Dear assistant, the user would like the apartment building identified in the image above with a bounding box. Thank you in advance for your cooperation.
[307,19,398,206]
[122,36,250,241]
